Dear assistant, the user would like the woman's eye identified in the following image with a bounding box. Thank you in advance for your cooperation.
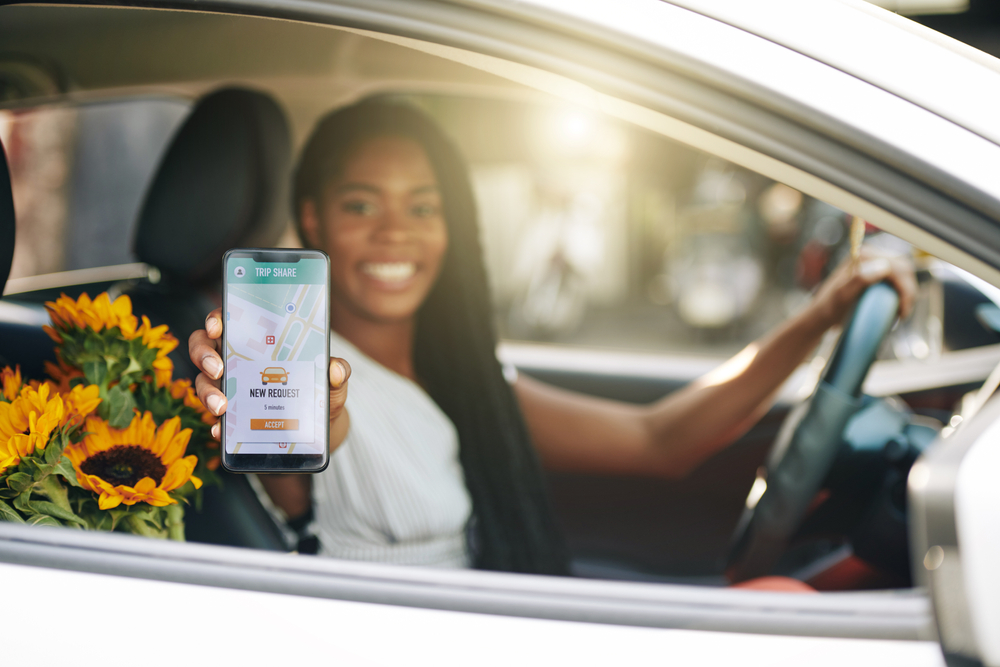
[342,200,377,216]
[411,203,440,218]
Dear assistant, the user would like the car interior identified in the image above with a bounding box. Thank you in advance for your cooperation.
[2,4,999,593]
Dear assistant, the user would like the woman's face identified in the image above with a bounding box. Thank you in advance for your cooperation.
[302,136,448,325]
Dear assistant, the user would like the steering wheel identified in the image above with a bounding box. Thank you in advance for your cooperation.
[726,282,900,582]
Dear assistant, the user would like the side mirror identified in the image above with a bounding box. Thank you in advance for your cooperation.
[909,395,1000,667]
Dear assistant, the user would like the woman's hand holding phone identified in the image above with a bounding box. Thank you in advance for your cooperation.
[188,308,352,451]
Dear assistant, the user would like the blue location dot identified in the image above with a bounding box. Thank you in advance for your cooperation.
[285,303,296,314]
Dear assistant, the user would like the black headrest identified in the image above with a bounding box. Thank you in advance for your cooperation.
[135,88,291,287]
[0,140,14,297]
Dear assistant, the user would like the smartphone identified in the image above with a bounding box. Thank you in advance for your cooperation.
[220,248,331,473]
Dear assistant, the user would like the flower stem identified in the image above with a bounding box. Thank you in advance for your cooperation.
[125,513,165,539]
[165,503,185,542]
[38,474,72,513]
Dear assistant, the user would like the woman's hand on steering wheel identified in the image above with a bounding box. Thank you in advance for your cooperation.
[808,249,917,333]
[188,308,351,449]
[726,248,916,582]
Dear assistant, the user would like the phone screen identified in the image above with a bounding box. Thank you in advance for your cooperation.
[222,249,330,472]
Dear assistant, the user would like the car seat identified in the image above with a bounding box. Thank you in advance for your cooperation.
[128,87,293,551]
[0,141,13,297]
[0,139,56,378]
[129,87,292,380]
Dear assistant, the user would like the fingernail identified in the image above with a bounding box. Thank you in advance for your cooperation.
[331,360,346,388]
[211,422,220,439]
[859,257,890,280]
[203,355,223,379]
[206,316,221,335]
[207,394,225,416]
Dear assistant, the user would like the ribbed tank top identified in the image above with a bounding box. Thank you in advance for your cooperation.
[310,331,472,567]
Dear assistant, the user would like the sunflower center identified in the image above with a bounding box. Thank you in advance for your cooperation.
[80,445,166,488]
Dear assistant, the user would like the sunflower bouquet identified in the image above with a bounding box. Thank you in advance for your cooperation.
[0,292,220,539]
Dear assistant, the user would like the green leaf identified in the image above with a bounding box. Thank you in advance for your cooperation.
[0,499,24,523]
[108,508,129,531]
[89,511,113,531]
[82,335,100,355]
[53,458,80,487]
[130,507,164,531]
[13,493,33,514]
[0,489,18,500]
[6,472,32,494]
[122,355,143,377]
[82,359,108,386]
[27,458,49,481]
[30,500,86,526]
[27,514,61,527]
[105,384,137,428]
[43,440,63,465]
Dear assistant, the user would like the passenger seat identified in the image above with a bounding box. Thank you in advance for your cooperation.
[128,87,294,551]
[129,87,292,380]
[0,139,54,377]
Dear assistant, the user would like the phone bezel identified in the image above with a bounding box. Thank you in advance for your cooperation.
[220,247,331,474]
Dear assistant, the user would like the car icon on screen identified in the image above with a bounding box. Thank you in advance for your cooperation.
[260,367,288,385]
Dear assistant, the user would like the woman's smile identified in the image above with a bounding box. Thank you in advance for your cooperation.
[360,260,418,286]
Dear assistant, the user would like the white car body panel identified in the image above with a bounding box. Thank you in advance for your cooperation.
[665,0,1000,146]
[955,420,1000,665]
[0,561,944,666]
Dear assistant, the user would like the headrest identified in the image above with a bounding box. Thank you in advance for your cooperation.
[0,141,14,297]
[135,88,291,287]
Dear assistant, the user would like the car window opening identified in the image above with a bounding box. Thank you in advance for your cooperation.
[1,7,997,598]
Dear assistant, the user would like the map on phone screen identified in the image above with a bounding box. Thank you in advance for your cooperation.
[225,258,328,455]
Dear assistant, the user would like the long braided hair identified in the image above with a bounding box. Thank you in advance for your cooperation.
[293,99,570,575]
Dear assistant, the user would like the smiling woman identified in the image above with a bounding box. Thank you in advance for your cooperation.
[284,99,571,572]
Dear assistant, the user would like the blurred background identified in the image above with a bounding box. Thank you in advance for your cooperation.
[3,0,1000,361]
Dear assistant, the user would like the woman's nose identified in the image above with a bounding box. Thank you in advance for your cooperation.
[373,205,413,240]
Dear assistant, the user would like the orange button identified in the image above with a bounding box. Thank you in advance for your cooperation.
[250,419,300,431]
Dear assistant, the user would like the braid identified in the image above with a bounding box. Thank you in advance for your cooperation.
[294,99,570,575]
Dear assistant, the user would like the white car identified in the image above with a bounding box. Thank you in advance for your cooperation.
[0,1,998,665]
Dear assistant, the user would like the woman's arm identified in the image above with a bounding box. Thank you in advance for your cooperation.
[518,254,916,479]
[188,307,352,518]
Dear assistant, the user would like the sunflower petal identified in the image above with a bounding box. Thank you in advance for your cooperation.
[160,457,195,492]
[133,477,156,494]
[145,488,175,507]
[98,492,123,510]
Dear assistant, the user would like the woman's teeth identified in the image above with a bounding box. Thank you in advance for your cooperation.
[361,262,416,282]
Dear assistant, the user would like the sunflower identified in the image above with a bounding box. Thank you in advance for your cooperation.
[66,412,201,510]
[168,378,217,426]
[167,379,220,471]
[136,315,178,388]
[1,366,22,402]
[0,384,65,474]
[43,292,138,341]
[24,373,100,428]
[61,384,102,427]
[43,353,84,394]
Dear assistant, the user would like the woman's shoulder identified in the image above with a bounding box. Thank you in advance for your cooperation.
[330,331,448,425]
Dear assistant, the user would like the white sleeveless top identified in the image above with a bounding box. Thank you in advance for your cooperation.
[310,332,473,568]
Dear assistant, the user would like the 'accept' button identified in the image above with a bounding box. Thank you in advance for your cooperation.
[251,419,300,431]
